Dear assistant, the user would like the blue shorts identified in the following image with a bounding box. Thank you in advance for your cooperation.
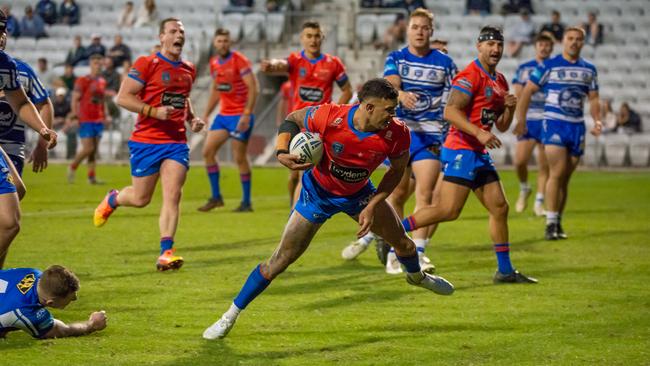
[210,114,255,141]
[518,119,543,143]
[0,153,17,195]
[542,120,586,157]
[78,122,104,139]
[441,147,499,190]
[128,141,189,177]
[410,132,445,163]
[7,154,23,176]
[295,170,376,224]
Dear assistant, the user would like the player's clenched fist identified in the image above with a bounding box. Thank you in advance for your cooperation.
[504,94,517,109]
[476,129,502,149]
[190,117,205,132]
[39,127,58,149]
[153,106,174,120]
[89,310,107,331]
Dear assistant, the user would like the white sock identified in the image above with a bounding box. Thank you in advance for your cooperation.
[359,232,375,246]
[520,182,530,191]
[546,211,559,225]
[414,238,427,254]
[535,193,544,202]
[224,303,241,320]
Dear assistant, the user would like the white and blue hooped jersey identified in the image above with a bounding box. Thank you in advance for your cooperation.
[0,58,49,160]
[529,54,598,124]
[0,268,54,338]
[512,58,546,122]
[383,47,457,134]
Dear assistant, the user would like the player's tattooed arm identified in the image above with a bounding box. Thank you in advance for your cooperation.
[513,81,540,136]
[337,80,353,104]
[445,89,502,149]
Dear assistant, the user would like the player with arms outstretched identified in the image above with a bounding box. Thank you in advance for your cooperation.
[0,265,107,339]
[198,28,258,212]
[203,79,454,340]
[93,18,205,271]
[401,26,537,284]
[514,27,601,240]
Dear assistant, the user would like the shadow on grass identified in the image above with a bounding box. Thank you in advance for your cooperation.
[117,237,278,256]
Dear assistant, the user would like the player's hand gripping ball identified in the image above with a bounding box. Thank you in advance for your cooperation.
[289,132,323,165]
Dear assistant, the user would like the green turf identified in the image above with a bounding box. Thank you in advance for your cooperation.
[1,164,649,365]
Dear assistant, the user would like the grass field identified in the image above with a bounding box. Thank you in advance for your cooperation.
[1,164,649,365]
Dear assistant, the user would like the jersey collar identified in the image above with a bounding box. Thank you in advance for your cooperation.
[301,50,324,64]
[217,52,233,65]
[156,52,182,68]
[347,104,376,140]
[474,59,496,81]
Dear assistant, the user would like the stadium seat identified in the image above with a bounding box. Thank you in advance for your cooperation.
[583,135,604,167]
[377,14,398,42]
[243,13,265,43]
[603,134,630,166]
[266,13,285,43]
[220,13,244,42]
[356,14,377,44]
[629,134,650,167]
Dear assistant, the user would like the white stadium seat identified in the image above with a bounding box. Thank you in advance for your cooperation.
[220,13,244,42]
[356,14,377,44]
[243,13,265,43]
[376,14,398,41]
[266,13,285,43]
[629,134,650,167]
[603,134,630,166]
[583,135,605,167]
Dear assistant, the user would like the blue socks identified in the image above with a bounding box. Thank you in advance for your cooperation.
[494,243,514,274]
[241,173,251,205]
[402,216,416,232]
[233,265,271,310]
[206,164,221,200]
[160,237,174,254]
[107,190,119,209]
[396,252,421,273]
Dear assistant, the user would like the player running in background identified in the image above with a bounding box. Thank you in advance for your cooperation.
[198,28,258,213]
[515,27,601,240]
[400,26,537,284]
[68,54,110,185]
[341,9,457,275]
[203,79,454,340]
[0,265,107,339]
[261,20,353,206]
[93,18,205,271]
[0,28,54,176]
[0,11,57,269]
[512,33,554,216]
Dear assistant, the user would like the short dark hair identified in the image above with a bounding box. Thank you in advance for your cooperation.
[358,78,398,103]
[551,9,560,17]
[214,28,230,37]
[479,25,503,36]
[536,32,555,44]
[40,265,80,298]
[302,21,320,31]
[89,54,103,62]
[159,17,181,35]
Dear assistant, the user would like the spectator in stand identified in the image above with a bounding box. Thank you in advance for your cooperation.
[102,56,122,122]
[582,12,604,46]
[466,0,491,15]
[360,0,382,7]
[505,9,535,57]
[65,35,88,66]
[501,0,533,15]
[59,0,80,25]
[53,63,77,93]
[108,34,131,67]
[539,10,564,43]
[375,12,407,51]
[52,87,78,159]
[117,1,136,29]
[600,99,617,134]
[86,34,106,57]
[1,5,20,37]
[617,103,642,134]
[21,6,47,39]
[135,0,159,28]
[229,0,253,7]
[388,0,426,14]
[37,58,58,92]
[36,0,58,25]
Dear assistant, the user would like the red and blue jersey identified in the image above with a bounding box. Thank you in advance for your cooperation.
[209,51,252,116]
[127,52,196,144]
[75,74,107,123]
[287,51,348,111]
[445,59,509,152]
[304,103,410,196]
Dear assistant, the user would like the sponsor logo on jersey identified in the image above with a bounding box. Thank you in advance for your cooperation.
[485,86,493,100]
[161,92,186,109]
[414,69,423,78]
[332,142,344,156]
[217,83,232,92]
[558,86,584,117]
[17,273,36,295]
[480,108,497,126]
[128,68,141,79]
[401,64,410,77]
[550,133,561,143]
[0,100,17,137]
[299,67,306,78]
[162,71,171,84]
[330,117,343,127]
[298,86,324,103]
[329,161,369,183]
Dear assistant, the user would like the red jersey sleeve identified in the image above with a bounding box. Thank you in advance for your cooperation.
[388,120,411,159]
[286,52,300,74]
[332,56,349,87]
[304,104,333,135]
[73,76,86,93]
[236,54,252,78]
[451,67,480,98]
[128,56,151,85]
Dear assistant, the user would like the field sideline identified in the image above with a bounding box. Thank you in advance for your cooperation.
[1,165,649,365]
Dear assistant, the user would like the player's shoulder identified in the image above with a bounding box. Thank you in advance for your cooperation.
[287,51,301,62]
[518,58,538,69]
[180,59,195,72]
[429,49,454,65]
[323,53,343,65]
[577,57,597,71]
[232,51,250,62]
[13,58,35,73]
[388,117,409,135]
[0,50,16,66]
[0,268,41,282]
[545,54,565,67]
[496,70,508,84]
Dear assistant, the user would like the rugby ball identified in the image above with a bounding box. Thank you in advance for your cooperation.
[289,132,323,165]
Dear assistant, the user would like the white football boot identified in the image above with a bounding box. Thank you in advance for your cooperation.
[406,272,455,295]
[385,251,403,274]
[418,253,436,274]
[203,314,237,340]
[341,240,369,260]
[515,187,531,213]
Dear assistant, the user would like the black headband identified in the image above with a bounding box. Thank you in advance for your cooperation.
[478,31,504,43]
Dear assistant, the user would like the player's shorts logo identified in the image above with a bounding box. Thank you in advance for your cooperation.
[558,87,583,117]
[17,273,36,295]
[0,100,17,137]
[329,161,369,183]
[298,87,324,103]
[332,142,344,156]
[161,92,186,109]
